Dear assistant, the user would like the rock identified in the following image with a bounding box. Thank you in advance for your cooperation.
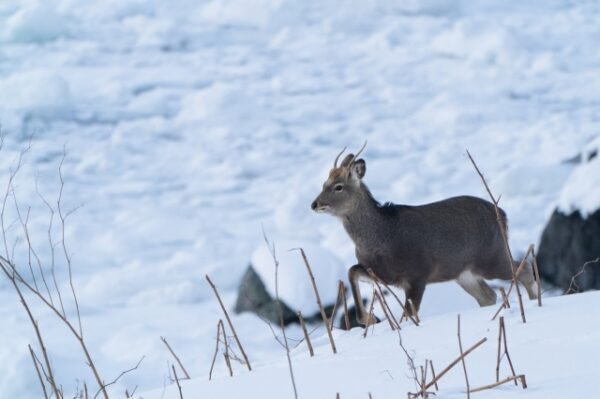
[234,261,344,326]
[235,263,383,329]
[537,208,600,292]
[234,264,297,325]
[235,240,347,325]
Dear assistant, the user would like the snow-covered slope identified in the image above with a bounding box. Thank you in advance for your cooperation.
[1,0,599,397]
[142,291,600,399]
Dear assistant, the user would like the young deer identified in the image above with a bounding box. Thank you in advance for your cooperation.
[311,144,538,326]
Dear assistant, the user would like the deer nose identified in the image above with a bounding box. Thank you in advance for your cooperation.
[311,200,318,211]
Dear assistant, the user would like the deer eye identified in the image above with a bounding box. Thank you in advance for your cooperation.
[334,183,344,192]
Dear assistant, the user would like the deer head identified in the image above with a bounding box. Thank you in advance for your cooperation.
[311,142,367,217]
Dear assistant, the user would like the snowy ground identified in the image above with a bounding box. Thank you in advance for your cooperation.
[144,291,600,399]
[0,0,599,397]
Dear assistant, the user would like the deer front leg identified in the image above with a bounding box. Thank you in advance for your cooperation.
[404,280,426,317]
[348,264,378,327]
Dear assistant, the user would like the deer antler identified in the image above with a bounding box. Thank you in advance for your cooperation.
[348,140,367,166]
[333,146,347,168]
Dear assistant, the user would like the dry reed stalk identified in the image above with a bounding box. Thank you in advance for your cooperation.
[28,345,49,399]
[457,315,470,398]
[329,282,343,330]
[374,291,396,330]
[495,317,519,386]
[397,334,419,397]
[297,311,314,357]
[423,337,487,391]
[209,320,224,380]
[468,374,527,393]
[500,317,517,384]
[491,245,533,321]
[205,274,252,370]
[495,317,502,383]
[3,241,104,395]
[371,278,401,330]
[292,248,337,354]
[96,356,145,398]
[566,258,600,294]
[467,151,526,323]
[329,281,351,330]
[161,336,190,380]
[420,360,429,397]
[266,237,298,399]
[0,145,110,399]
[366,268,419,327]
[429,360,439,391]
[530,246,542,306]
[217,319,234,377]
[519,374,527,388]
[222,350,233,378]
[340,281,351,330]
[0,260,61,399]
[172,365,184,399]
[363,290,377,338]
[499,287,510,309]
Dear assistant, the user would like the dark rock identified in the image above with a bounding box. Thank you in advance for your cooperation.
[234,264,297,325]
[235,264,343,326]
[537,208,600,292]
[562,148,597,164]
[337,302,380,330]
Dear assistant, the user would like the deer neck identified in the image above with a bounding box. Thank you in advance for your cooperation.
[341,184,390,251]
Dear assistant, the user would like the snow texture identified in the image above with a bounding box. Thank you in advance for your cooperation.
[0,0,598,397]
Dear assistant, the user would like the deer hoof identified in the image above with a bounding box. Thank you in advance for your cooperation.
[361,314,381,327]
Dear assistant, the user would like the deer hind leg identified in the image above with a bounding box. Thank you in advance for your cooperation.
[456,270,497,307]
[514,260,539,300]
[348,264,378,327]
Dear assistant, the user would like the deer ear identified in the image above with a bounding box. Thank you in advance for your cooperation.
[352,159,366,179]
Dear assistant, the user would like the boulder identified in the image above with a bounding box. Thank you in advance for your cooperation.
[234,241,347,325]
[234,264,297,325]
[537,208,600,292]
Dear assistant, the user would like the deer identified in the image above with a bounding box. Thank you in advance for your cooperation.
[311,143,539,326]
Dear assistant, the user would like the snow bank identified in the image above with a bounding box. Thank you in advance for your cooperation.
[558,137,600,216]
[251,240,346,314]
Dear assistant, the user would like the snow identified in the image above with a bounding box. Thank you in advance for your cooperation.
[558,137,600,216]
[1,1,68,43]
[558,156,600,216]
[142,291,600,399]
[0,70,73,116]
[251,240,346,314]
[0,0,599,397]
